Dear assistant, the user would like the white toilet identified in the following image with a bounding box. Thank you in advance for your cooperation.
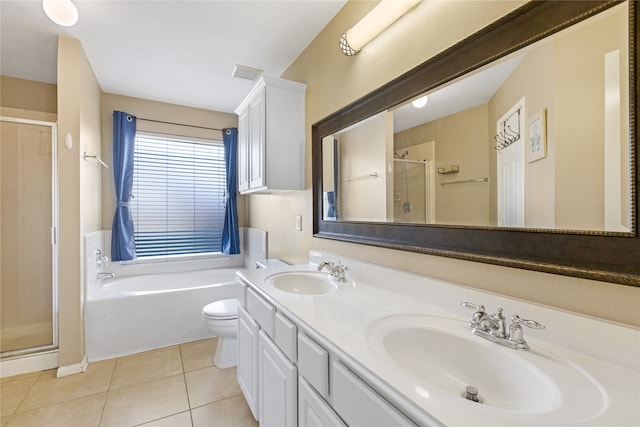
[202,298,240,369]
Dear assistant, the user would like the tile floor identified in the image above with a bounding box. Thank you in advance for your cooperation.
[1,338,258,427]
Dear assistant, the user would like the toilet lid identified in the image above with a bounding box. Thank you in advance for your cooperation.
[202,299,239,319]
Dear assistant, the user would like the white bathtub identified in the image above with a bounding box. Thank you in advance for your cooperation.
[85,268,243,361]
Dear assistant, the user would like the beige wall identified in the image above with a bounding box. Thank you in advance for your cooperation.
[248,0,639,326]
[336,112,389,221]
[489,44,556,228]
[554,8,628,230]
[57,36,102,366]
[100,93,243,230]
[1,76,57,113]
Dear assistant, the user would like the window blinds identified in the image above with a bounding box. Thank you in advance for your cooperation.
[131,133,226,257]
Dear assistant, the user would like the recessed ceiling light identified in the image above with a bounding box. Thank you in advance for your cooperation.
[43,0,78,27]
[412,95,428,109]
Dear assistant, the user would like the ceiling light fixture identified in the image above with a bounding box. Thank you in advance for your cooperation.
[412,95,428,108]
[339,0,421,56]
[43,0,78,27]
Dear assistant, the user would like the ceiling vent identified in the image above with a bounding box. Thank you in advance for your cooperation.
[232,65,263,81]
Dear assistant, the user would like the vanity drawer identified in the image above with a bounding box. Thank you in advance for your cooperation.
[332,362,416,427]
[246,287,275,338]
[297,333,329,398]
[275,312,297,362]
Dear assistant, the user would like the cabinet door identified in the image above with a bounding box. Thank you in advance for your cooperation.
[259,330,296,427]
[332,362,416,427]
[237,107,250,192]
[299,377,345,427]
[248,89,266,189]
[237,306,259,420]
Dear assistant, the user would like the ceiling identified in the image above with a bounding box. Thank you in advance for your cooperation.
[393,54,525,133]
[1,0,346,113]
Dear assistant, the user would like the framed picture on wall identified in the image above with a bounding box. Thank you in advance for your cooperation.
[527,109,547,162]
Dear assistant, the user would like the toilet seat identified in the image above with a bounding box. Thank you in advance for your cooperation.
[202,299,238,320]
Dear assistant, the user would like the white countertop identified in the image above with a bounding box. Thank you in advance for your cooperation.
[236,251,640,426]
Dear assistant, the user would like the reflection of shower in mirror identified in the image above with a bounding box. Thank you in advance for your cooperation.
[393,155,431,224]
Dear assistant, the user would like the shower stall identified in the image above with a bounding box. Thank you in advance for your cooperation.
[1,117,58,364]
[393,158,432,224]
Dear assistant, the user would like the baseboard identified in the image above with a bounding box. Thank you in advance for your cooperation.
[0,350,58,378]
[56,354,88,378]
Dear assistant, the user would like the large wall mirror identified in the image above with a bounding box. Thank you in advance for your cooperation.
[312,0,638,286]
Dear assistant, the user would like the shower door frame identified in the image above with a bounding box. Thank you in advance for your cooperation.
[0,116,59,358]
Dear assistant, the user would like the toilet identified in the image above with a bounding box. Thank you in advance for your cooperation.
[202,259,289,369]
[202,298,240,369]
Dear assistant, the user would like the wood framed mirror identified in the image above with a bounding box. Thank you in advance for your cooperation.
[312,0,638,286]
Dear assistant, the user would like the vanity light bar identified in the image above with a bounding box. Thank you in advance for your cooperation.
[340,0,422,56]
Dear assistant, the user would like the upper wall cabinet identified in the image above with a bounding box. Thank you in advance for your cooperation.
[236,76,307,194]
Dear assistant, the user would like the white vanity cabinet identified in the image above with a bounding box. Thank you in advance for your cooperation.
[299,376,346,427]
[235,76,307,194]
[332,362,416,427]
[258,330,297,427]
[237,305,259,420]
[237,275,420,427]
[239,283,299,426]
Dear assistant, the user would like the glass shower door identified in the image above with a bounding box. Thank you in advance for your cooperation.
[393,159,429,224]
[1,118,57,356]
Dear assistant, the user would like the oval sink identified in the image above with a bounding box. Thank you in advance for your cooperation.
[265,271,339,295]
[381,324,556,412]
[366,315,606,422]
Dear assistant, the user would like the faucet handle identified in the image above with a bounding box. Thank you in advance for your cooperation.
[508,314,545,349]
[461,302,485,313]
[511,314,545,330]
[461,302,489,330]
[95,249,109,268]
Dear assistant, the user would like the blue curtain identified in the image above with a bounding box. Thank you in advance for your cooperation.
[111,111,137,261]
[222,128,241,255]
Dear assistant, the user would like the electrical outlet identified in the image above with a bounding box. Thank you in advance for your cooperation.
[296,215,302,231]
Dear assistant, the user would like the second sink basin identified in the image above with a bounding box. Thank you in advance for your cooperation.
[365,314,606,423]
[265,271,339,295]
[380,323,555,412]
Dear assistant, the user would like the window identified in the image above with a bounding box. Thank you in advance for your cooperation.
[131,132,226,257]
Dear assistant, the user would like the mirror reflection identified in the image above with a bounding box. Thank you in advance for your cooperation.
[323,3,630,232]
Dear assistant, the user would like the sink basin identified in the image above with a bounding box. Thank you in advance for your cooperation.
[265,271,339,295]
[366,315,606,422]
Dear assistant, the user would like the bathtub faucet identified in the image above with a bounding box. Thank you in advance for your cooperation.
[97,272,115,280]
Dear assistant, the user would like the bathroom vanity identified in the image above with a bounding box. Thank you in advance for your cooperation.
[236,251,640,426]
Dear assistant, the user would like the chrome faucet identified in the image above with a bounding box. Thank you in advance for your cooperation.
[461,302,545,350]
[317,261,349,282]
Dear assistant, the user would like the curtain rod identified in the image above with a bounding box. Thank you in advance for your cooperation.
[136,117,223,132]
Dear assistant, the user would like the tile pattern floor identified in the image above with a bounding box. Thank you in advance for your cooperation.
[1,338,258,427]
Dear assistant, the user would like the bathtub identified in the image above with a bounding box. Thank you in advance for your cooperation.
[85,268,244,361]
